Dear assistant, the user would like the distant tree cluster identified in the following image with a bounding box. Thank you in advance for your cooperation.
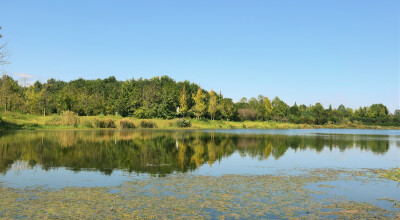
[0,74,399,126]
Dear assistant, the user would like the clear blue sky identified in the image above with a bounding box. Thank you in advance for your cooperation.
[1,0,399,112]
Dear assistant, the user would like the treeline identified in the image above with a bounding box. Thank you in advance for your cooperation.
[0,74,399,126]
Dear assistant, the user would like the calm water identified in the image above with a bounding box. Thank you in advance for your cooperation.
[0,129,400,218]
[0,129,399,189]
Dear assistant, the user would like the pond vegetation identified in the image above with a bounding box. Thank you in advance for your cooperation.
[0,129,399,218]
[0,168,399,219]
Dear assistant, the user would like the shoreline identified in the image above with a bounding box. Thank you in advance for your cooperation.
[1,112,399,131]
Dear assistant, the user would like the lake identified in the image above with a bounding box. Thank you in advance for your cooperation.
[1,129,399,218]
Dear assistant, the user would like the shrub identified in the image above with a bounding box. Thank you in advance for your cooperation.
[61,111,80,127]
[83,119,94,128]
[140,120,158,128]
[120,119,136,128]
[175,119,191,128]
[95,118,116,128]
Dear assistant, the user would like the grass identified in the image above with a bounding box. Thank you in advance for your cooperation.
[0,111,399,130]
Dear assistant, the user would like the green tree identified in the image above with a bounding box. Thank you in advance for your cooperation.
[219,98,234,121]
[264,97,273,120]
[368,104,388,118]
[311,103,326,125]
[25,85,42,114]
[192,88,206,119]
[271,96,289,121]
[0,74,22,112]
[179,85,188,117]
[208,90,217,120]
[116,79,141,117]
[39,83,52,116]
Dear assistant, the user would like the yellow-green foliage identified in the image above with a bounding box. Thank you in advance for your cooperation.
[61,111,80,127]
[192,88,206,119]
[377,168,400,182]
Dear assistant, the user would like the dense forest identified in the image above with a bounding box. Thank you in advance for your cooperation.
[0,74,399,126]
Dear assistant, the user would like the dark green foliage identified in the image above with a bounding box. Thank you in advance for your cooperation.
[120,119,136,128]
[140,120,158,128]
[271,97,289,121]
[95,119,116,128]
[175,119,191,128]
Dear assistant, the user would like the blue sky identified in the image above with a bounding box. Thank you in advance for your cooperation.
[0,0,399,112]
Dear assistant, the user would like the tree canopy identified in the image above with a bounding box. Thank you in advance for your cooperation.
[0,74,398,126]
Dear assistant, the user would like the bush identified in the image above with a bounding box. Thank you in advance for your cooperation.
[140,120,158,128]
[83,119,94,128]
[175,119,191,128]
[95,118,116,128]
[61,111,80,127]
[120,119,136,128]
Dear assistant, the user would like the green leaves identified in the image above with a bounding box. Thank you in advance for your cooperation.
[192,88,206,120]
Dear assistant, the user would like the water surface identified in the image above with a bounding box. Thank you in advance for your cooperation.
[0,129,399,188]
[1,129,400,218]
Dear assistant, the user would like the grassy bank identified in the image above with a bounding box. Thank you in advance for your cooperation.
[0,112,399,130]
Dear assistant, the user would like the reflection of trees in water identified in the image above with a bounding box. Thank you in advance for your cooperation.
[0,131,395,175]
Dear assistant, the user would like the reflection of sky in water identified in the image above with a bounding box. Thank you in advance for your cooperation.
[196,144,400,176]
[0,129,399,189]
[1,168,132,188]
[307,179,400,212]
[1,143,399,189]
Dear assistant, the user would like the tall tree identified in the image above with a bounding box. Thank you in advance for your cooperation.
[208,90,217,120]
[39,83,52,116]
[264,97,273,120]
[311,103,326,125]
[179,85,188,117]
[271,96,289,121]
[368,104,388,118]
[192,88,206,120]
[219,98,234,121]
[0,74,22,111]
[25,85,42,114]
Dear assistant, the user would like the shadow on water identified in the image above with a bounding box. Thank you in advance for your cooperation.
[0,129,398,176]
